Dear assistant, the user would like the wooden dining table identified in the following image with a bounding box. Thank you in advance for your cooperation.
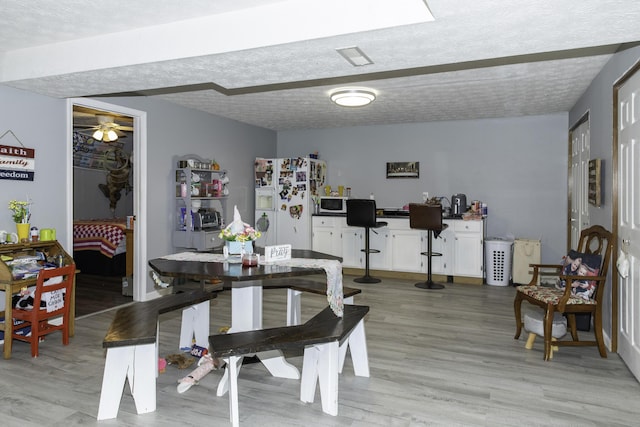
[148,249,343,396]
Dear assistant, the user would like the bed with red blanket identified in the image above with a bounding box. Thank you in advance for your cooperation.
[73,218,129,276]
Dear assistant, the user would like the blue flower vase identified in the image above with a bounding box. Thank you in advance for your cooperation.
[226,240,253,255]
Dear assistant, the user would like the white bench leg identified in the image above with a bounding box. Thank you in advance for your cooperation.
[179,301,211,350]
[226,355,243,427]
[300,346,320,403]
[300,341,340,416]
[346,319,370,377]
[97,342,156,420]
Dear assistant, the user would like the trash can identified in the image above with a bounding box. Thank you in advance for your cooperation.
[513,238,541,285]
[485,238,513,286]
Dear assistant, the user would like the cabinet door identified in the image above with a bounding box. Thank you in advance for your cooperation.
[429,228,454,275]
[341,227,362,268]
[391,229,423,273]
[453,221,483,278]
[369,227,391,270]
[312,217,341,257]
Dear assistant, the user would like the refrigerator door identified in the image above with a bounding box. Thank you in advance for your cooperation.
[275,157,326,249]
[255,210,277,246]
[255,188,276,210]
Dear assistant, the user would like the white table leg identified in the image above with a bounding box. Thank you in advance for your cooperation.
[178,301,211,350]
[216,280,300,397]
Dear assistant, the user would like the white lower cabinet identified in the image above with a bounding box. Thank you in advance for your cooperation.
[452,220,484,278]
[429,226,454,276]
[369,226,391,270]
[341,226,362,268]
[311,216,342,257]
[312,215,484,279]
[391,228,423,273]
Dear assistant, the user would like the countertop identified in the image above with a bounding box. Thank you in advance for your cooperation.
[312,212,480,220]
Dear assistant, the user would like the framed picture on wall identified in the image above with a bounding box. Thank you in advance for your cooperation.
[588,159,602,207]
[386,161,419,178]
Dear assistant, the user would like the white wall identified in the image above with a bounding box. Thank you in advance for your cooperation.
[278,113,569,263]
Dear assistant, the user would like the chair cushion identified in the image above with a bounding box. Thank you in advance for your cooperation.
[557,250,601,301]
[516,285,597,306]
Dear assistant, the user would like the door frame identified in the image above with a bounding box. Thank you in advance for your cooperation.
[612,60,640,353]
[567,112,590,250]
[67,98,149,301]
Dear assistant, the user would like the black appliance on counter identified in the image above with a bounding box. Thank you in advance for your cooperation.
[451,194,467,216]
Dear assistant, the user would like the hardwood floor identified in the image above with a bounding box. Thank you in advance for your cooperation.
[74,273,132,318]
[2,275,640,426]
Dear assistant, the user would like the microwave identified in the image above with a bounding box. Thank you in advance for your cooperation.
[319,196,348,214]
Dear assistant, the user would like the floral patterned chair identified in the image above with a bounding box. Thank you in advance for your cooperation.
[513,225,613,360]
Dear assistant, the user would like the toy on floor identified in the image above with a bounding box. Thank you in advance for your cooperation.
[166,353,196,369]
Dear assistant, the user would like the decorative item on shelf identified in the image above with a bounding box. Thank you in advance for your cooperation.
[219,206,261,255]
[211,159,220,171]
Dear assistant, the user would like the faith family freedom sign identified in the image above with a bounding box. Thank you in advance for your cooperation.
[0,144,35,181]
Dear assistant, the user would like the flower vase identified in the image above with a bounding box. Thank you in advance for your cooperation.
[16,223,30,242]
[226,240,253,255]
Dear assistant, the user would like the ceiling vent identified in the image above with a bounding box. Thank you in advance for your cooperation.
[336,46,374,67]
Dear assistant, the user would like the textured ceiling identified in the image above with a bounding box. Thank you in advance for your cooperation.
[2,0,640,131]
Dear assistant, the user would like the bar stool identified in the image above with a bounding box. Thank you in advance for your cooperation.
[347,199,388,283]
[409,203,448,290]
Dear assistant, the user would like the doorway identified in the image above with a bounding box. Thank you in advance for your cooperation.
[568,114,590,249]
[67,98,148,302]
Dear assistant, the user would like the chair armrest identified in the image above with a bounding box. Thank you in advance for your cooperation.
[527,264,562,286]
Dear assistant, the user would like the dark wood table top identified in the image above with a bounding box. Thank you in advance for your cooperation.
[148,249,342,283]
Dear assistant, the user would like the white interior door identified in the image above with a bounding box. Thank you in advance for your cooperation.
[618,69,640,382]
[570,119,590,248]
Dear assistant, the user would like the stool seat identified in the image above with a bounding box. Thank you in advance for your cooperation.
[523,311,567,358]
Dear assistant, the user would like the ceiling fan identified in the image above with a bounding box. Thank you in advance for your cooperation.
[75,114,134,142]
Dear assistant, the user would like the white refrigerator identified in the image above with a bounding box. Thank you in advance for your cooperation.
[255,157,326,249]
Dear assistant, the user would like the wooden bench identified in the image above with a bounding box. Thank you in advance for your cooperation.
[209,304,370,426]
[253,278,361,326]
[97,290,217,420]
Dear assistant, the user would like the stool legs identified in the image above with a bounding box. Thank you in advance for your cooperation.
[415,230,445,290]
[354,227,381,284]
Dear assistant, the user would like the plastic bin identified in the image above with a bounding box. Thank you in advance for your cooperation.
[485,238,513,286]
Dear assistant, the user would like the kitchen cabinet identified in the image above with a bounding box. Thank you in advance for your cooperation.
[341,226,363,268]
[173,155,227,251]
[429,225,454,276]
[312,215,485,280]
[452,220,484,278]
[391,228,423,273]
[369,226,391,270]
[311,216,342,257]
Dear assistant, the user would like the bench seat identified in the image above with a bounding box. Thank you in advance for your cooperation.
[210,304,369,426]
[98,290,217,420]
[251,278,361,326]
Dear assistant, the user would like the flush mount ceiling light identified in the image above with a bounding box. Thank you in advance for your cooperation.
[330,88,376,107]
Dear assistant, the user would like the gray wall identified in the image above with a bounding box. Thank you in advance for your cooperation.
[278,113,569,264]
[568,44,640,343]
[0,86,68,240]
[93,96,277,270]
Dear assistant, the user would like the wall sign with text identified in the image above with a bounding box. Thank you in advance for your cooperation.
[0,144,35,181]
